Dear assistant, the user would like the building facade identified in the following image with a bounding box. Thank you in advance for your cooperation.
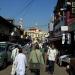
[26,27,48,43]
[0,16,24,44]
[50,0,75,52]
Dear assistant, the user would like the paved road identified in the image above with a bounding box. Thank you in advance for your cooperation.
[0,64,68,75]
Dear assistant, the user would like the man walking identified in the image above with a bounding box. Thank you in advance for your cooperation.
[47,44,58,75]
[13,47,27,75]
[11,45,19,75]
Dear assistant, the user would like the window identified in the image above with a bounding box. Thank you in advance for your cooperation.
[70,2,75,17]
[72,2,75,7]
[72,8,75,13]
[72,2,75,13]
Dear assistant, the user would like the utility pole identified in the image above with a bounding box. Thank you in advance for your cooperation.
[0,8,1,15]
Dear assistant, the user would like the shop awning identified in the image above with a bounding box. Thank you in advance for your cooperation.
[49,35,62,41]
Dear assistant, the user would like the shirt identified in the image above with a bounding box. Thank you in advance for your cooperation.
[47,48,58,61]
[14,53,27,75]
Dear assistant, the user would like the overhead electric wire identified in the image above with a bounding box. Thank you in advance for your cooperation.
[16,0,35,17]
[25,24,48,28]
[14,0,29,17]
[23,0,29,4]
[21,0,34,17]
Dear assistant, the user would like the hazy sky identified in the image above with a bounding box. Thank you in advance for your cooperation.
[0,0,57,31]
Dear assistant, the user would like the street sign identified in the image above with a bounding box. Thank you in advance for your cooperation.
[61,26,68,31]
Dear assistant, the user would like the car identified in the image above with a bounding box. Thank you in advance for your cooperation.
[0,42,17,68]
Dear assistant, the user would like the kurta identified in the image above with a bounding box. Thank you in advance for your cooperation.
[29,49,44,64]
[14,53,27,75]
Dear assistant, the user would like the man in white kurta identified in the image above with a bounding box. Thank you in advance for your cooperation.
[14,50,27,75]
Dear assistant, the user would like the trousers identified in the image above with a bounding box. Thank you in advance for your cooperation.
[48,60,55,74]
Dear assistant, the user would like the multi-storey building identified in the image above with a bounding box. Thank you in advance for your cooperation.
[26,27,48,43]
[52,1,75,73]
[53,0,75,50]
[0,16,24,44]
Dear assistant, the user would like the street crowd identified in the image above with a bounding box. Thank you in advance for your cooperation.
[10,40,58,75]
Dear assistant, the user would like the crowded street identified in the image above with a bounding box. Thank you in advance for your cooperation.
[0,0,75,75]
[0,63,68,75]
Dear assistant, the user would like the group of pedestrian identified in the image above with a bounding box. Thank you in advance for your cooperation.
[10,42,58,75]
